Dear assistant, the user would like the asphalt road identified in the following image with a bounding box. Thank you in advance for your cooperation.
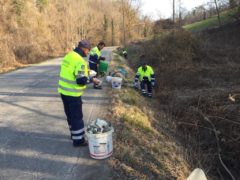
[0,47,115,180]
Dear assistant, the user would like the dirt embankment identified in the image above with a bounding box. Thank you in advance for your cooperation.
[106,55,191,179]
[126,22,240,180]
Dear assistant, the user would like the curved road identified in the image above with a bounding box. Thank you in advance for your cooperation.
[0,47,115,180]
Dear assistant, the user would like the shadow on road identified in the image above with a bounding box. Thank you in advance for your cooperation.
[0,126,109,179]
[0,98,66,121]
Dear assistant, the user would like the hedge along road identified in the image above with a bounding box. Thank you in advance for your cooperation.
[0,47,116,180]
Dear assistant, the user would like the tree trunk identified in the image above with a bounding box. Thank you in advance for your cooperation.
[111,19,115,46]
[122,0,126,46]
[173,0,175,22]
[229,0,237,8]
[214,0,221,26]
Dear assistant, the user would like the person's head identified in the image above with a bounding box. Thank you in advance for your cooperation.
[142,63,147,71]
[97,41,105,50]
[140,54,147,70]
[78,40,91,57]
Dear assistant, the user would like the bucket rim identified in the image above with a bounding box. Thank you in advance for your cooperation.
[85,128,114,137]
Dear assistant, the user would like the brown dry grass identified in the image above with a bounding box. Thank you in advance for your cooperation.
[0,0,147,73]
[105,54,190,179]
[126,23,240,179]
[0,1,62,72]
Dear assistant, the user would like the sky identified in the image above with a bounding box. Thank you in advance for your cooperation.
[141,0,208,20]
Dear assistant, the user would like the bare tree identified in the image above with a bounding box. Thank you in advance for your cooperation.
[0,0,149,69]
[229,0,237,8]
[121,0,126,46]
[178,0,182,27]
[173,0,175,22]
[214,0,222,26]
[111,19,115,46]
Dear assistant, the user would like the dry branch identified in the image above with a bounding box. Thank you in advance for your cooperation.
[190,107,236,180]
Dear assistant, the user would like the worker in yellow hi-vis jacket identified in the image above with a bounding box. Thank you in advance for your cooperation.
[89,41,106,89]
[58,40,98,147]
[134,56,155,98]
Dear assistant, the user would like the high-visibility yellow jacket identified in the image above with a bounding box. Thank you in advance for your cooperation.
[90,46,101,57]
[135,65,155,82]
[58,51,88,97]
[89,46,101,64]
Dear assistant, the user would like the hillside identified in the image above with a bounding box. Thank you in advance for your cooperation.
[0,0,145,73]
[183,8,239,32]
[120,22,240,179]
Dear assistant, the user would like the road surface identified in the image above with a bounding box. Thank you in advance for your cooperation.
[0,47,115,180]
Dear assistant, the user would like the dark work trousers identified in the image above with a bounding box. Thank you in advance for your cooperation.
[140,79,152,96]
[61,94,85,145]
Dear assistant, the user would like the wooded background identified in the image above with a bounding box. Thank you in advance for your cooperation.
[0,0,152,69]
[0,0,239,70]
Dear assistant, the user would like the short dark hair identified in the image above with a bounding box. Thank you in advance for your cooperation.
[98,41,105,46]
[139,54,146,66]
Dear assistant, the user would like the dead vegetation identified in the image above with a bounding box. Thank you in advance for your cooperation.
[0,0,149,73]
[106,55,190,179]
[126,23,240,179]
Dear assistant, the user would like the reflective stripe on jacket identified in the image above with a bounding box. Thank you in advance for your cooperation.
[90,46,101,57]
[58,51,88,97]
[136,65,154,81]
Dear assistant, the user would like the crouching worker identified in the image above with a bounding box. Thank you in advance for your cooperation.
[134,57,155,97]
[89,41,106,89]
[58,40,98,147]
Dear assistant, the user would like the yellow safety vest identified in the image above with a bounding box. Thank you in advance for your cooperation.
[90,46,101,58]
[58,51,88,97]
[136,65,154,81]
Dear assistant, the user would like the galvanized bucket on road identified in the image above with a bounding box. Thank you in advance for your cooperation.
[86,128,114,159]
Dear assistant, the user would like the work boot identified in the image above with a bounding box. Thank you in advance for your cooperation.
[147,95,152,98]
[141,91,147,96]
[147,93,152,98]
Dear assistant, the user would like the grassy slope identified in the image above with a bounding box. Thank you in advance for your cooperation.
[106,54,190,179]
[183,8,238,32]
[123,23,240,179]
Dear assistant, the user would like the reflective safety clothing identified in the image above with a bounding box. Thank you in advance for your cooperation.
[58,50,88,146]
[61,94,85,145]
[140,80,152,97]
[135,65,155,97]
[135,65,155,82]
[89,46,101,64]
[90,46,101,57]
[58,51,88,97]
